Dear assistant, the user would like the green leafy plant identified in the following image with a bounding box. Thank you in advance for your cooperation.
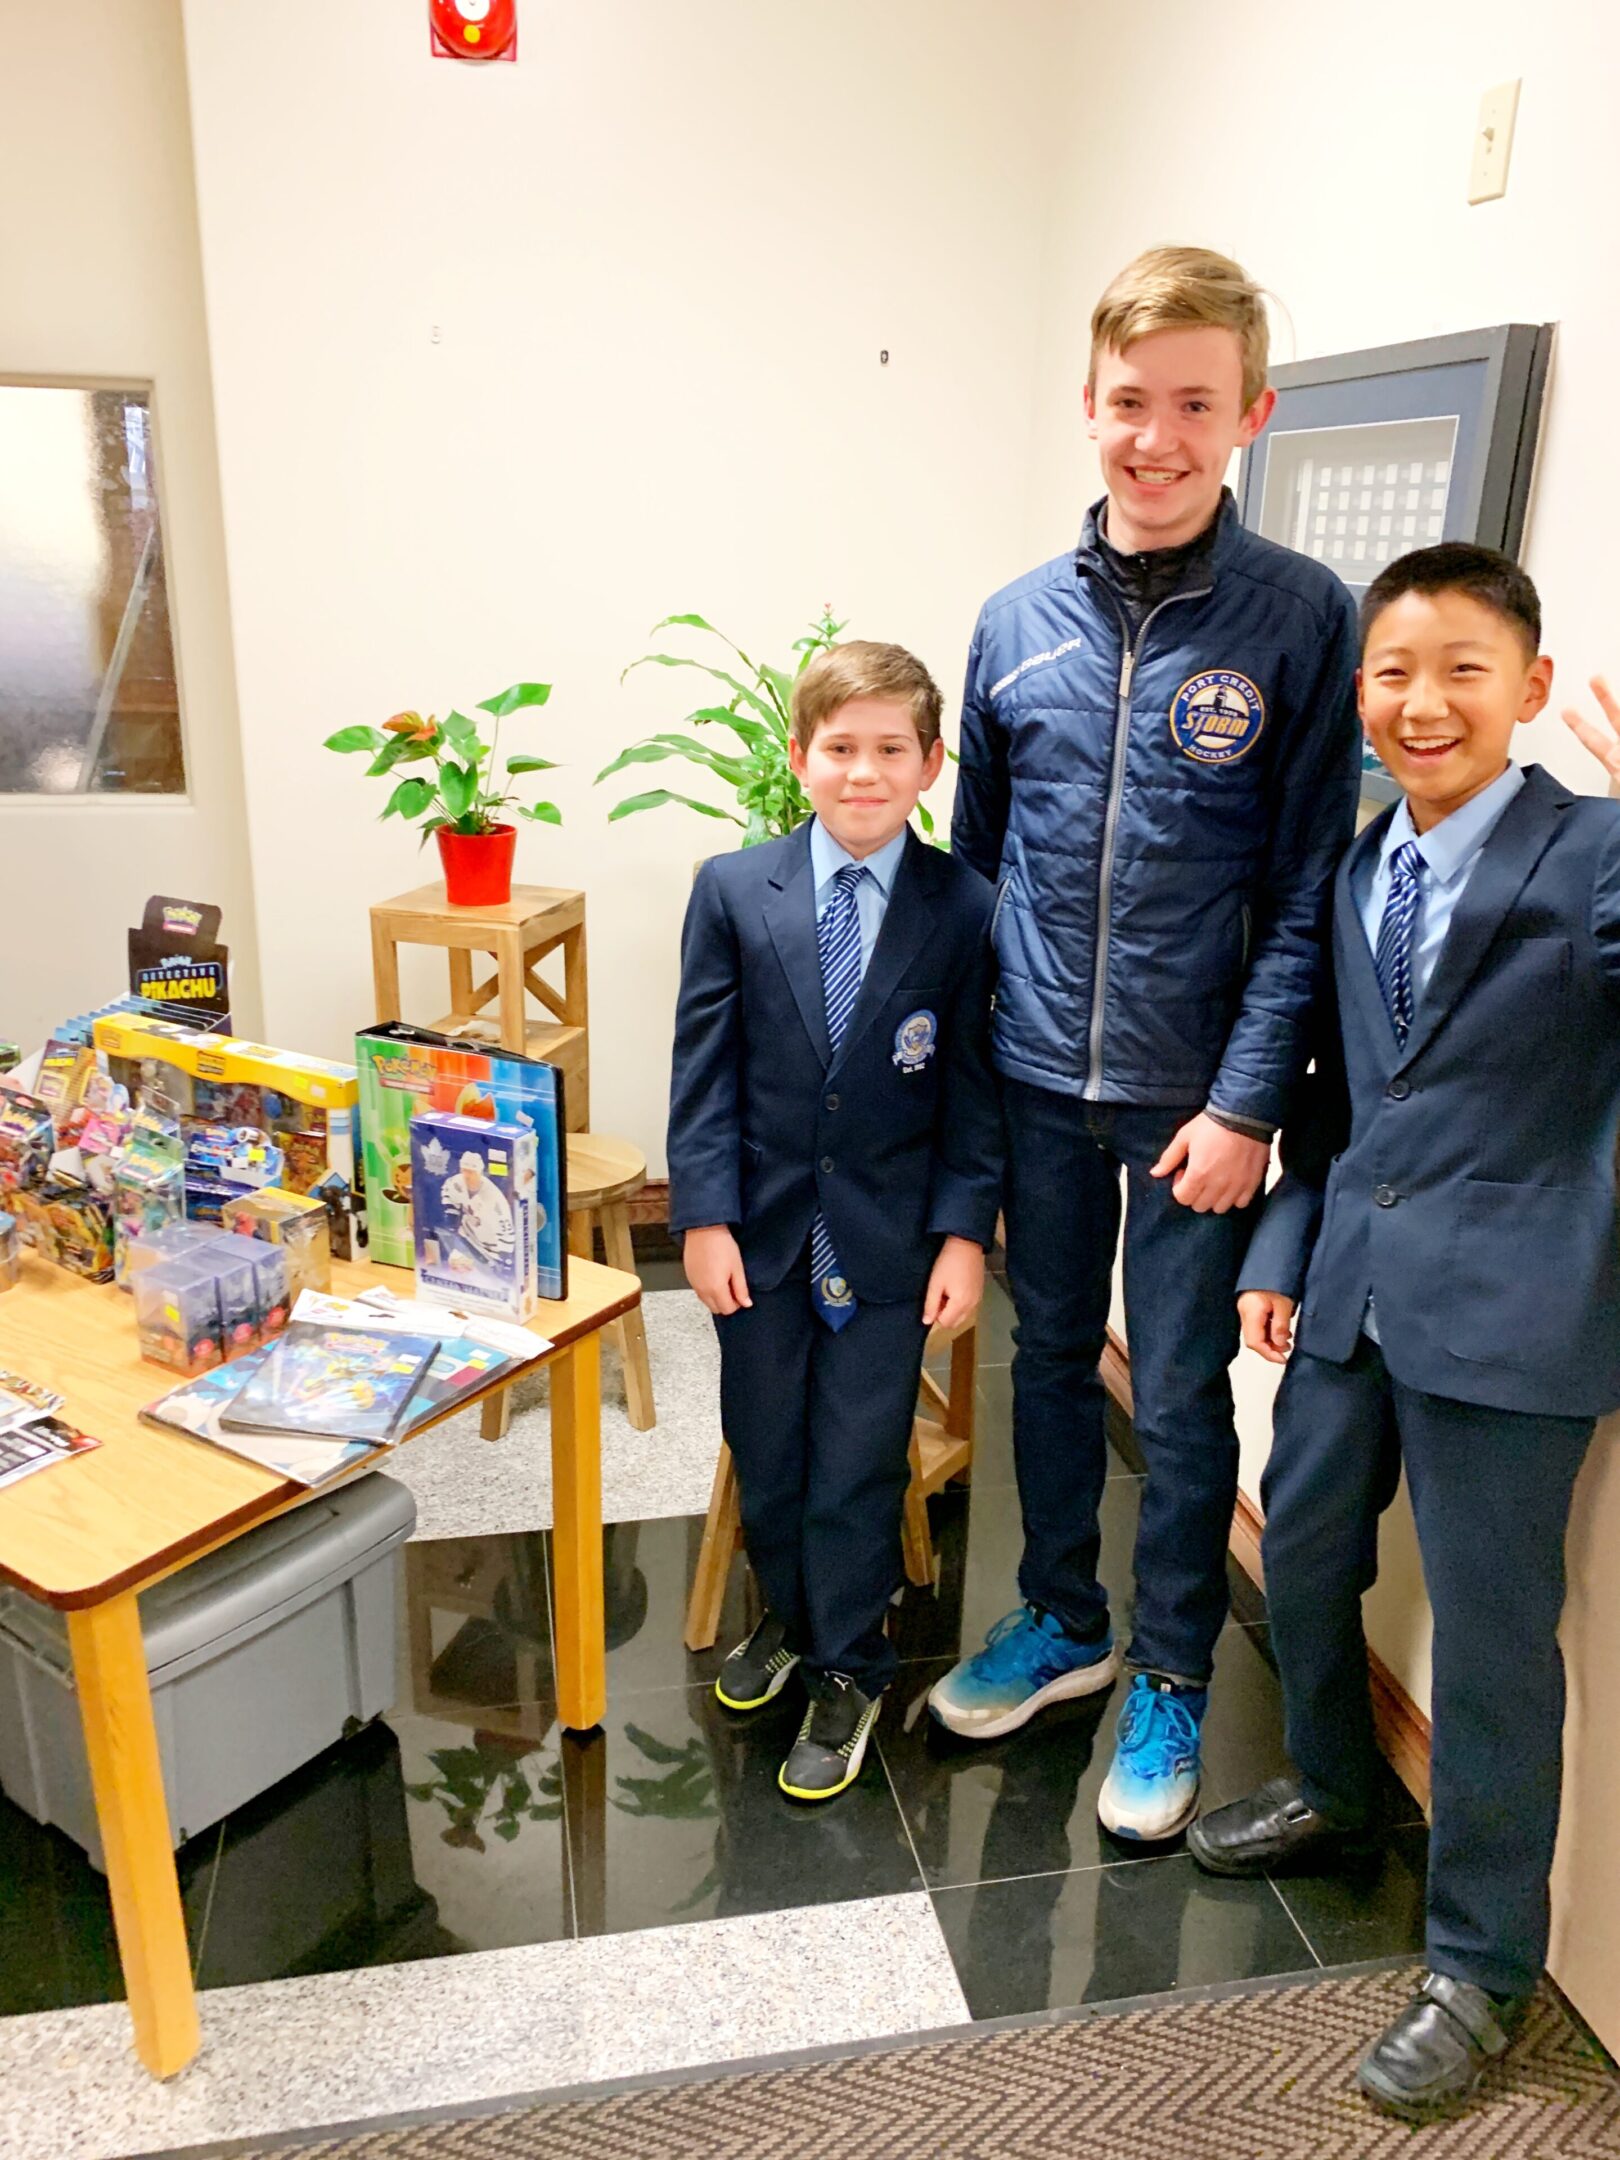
[597,609,843,846]
[324,681,560,842]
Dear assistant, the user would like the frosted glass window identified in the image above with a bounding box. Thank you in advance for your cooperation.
[0,384,186,795]
[1257,414,1460,586]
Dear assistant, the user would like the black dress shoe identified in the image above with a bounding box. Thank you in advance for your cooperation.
[1187,1775,1369,1877]
[1357,1972,1528,2120]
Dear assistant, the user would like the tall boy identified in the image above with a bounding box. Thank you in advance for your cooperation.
[669,642,1002,1801]
[1191,546,1620,2121]
[933,246,1360,1842]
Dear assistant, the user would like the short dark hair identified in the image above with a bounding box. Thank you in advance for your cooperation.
[1359,543,1541,659]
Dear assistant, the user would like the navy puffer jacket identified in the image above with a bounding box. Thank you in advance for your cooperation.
[952,494,1359,1130]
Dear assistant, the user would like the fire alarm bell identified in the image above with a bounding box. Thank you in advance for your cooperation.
[430,0,517,62]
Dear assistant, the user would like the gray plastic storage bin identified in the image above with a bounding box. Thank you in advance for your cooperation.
[0,1470,415,1871]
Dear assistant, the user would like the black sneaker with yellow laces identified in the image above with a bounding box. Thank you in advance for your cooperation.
[778,1672,882,1800]
[715,1611,800,1711]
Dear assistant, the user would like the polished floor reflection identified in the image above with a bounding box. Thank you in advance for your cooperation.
[0,1270,1432,2030]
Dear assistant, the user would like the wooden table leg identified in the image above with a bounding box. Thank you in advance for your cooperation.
[549,1333,605,1732]
[480,1385,513,1440]
[67,1596,200,2081]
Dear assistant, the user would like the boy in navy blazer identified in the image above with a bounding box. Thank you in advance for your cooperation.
[668,642,1002,1801]
[1189,545,1620,2121]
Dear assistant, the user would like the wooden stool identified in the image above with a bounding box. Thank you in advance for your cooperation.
[683,1318,977,1652]
[567,1134,655,1432]
[369,881,589,1130]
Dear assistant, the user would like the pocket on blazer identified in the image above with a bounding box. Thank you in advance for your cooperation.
[1446,1177,1616,1368]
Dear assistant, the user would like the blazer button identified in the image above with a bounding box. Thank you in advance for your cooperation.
[820,1156,835,1174]
[1387,1079,1411,1101]
[824,1094,840,1112]
[1374,1184,1399,1208]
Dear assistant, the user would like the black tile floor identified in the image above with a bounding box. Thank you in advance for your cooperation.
[0,1268,1430,2028]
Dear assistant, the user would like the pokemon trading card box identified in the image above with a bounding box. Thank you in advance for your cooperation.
[355,1024,565,1298]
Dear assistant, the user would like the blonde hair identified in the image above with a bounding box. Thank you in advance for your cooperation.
[1090,246,1270,412]
[791,641,943,753]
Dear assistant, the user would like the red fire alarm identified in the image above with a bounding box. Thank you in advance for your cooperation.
[430,0,517,62]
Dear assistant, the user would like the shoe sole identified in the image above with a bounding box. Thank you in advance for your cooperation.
[778,1710,877,1802]
[927,1646,1120,1740]
[714,1655,799,1713]
[1098,1780,1200,1844]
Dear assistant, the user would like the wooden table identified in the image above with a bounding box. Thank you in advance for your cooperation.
[0,1247,640,2081]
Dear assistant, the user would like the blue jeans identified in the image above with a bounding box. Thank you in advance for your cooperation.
[1002,1080,1257,1685]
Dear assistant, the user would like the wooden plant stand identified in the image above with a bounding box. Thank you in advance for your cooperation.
[369,881,589,1131]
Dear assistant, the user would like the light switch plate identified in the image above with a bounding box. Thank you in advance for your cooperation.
[1468,79,1520,205]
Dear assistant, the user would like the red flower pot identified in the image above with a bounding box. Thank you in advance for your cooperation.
[437,823,516,908]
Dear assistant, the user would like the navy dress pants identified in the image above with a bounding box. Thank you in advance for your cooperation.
[1262,1338,1594,1998]
[1001,1080,1258,1684]
[715,1251,928,1695]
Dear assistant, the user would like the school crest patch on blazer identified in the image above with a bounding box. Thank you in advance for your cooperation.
[892,1010,938,1072]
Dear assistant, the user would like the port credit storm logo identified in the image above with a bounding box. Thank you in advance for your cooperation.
[1169,670,1267,766]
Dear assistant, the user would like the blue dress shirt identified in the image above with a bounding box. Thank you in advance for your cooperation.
[1355,763,1526,1008]
[809,818,906,976]
[1354,761,1524,1340]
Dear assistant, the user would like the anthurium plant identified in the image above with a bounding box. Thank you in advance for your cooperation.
[324,681,560,841]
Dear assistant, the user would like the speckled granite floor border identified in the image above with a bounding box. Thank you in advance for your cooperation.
[0,1892,966,2160]
[388,1289,723,1537]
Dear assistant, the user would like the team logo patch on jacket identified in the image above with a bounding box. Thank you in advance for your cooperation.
[1170,671,1266,765]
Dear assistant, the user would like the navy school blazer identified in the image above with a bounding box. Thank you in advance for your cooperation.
[1241,764,1620,1418]
[668,823,1004,1304]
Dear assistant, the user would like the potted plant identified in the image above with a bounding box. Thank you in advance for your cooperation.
[324,680,559,907]
[593,608,933,848]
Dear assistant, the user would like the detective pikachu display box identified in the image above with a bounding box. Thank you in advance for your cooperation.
[410,1113,537,1324]
[355,1024,565,1299]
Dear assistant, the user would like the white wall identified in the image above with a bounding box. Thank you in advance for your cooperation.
[1035,0,1620,2044]
[0,0,259,1046]
[180,0,1069,1161]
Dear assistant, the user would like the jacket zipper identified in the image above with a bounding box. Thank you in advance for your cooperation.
[1083,581,1214,1100]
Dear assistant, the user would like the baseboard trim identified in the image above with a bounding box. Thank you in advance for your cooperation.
[1102,1330,1432,1811]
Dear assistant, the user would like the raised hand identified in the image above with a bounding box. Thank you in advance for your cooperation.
[1562,675,1620,788]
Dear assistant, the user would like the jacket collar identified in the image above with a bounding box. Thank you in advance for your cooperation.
[1074,487,1237,588]
[763,823,939,1074]
[1335,765,1573,1066]
[1398,763,1572,1065]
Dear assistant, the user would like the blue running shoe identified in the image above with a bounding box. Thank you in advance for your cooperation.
[928,1606,1118,1739]
[1097,1673,1206,1841]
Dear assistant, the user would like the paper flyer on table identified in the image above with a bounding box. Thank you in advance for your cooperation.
[0,1416,101,1495]
[293,1289,551,1366]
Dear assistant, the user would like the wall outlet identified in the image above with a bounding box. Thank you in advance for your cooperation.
[1468,79,1520,205]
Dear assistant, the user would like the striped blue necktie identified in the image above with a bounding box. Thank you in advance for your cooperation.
[810,862,867,1330]
[1374,840,1424,1044]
